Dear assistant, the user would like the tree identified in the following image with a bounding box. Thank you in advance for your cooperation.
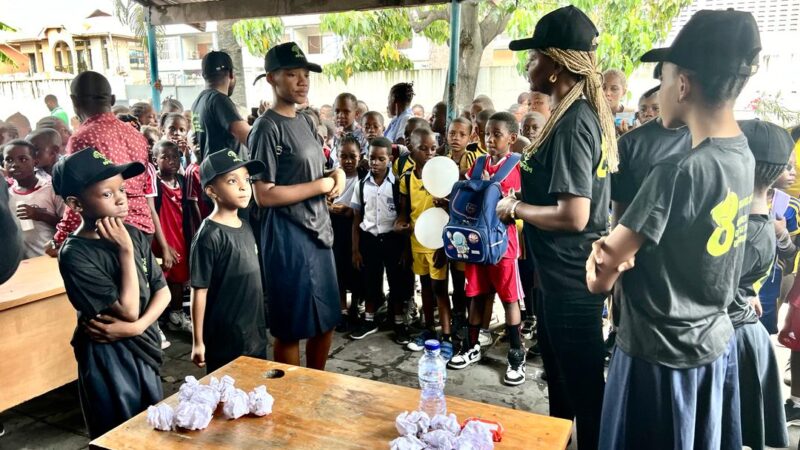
[217,20,248,108]
[321,0,690,108]
[232,18,284,59]
[113,0,164,80]
[0,22,17,66]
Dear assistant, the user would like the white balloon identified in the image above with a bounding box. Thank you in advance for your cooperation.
[422,156,460,198]
[414,208,450,250]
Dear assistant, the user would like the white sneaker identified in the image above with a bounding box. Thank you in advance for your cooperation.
[158,327,171,350]
[447,344,481,370]
[478,329,493,347]
[504,349,527,386]
[168,310,193,332]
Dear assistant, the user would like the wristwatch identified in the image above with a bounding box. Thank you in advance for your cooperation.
[510,200,522,220]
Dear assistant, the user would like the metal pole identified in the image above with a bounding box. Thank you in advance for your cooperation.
[146,7,161,113]
[446,0,461,122]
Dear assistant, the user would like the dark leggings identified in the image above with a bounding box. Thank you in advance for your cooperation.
[538,292,606,450]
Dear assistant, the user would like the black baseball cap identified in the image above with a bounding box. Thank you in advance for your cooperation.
[52,147,144,198]
[253,42,322,85]
[509,6,598,52]
[200,149,266,187]
[641,9,761,76]
[201,51,233,79]
[739,119,794,165]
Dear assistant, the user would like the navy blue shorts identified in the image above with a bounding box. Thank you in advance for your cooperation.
[600,336,741,450]
[262,211,341,341]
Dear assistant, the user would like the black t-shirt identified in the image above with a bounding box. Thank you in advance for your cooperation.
[611,118,691,205]
[249,109,334,247]
[59,225,167,371]
[617,135,755,369]
[190,219,266,363]
[729,214,775,328]
[191,88,245,160]
[520,99,610,299]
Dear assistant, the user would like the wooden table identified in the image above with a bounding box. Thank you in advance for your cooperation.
[91,357,572,449]
[0,256,76,412]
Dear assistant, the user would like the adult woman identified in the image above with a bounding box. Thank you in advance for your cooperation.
[500,6,617,450]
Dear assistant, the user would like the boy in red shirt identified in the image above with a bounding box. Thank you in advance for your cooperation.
[448,112,525,386]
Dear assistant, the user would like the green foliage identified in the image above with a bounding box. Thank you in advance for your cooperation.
[0,21,17,66]
[750,93,800,127]
[231,18,284,57]
[113,0,164,50]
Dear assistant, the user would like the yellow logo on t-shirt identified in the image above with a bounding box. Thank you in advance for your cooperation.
[706,190,751,257]
[596,140,608,179]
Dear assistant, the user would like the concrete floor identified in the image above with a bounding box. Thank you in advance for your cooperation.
[2,308,799,450]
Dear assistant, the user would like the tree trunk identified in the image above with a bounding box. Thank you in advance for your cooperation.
[217,20,247,109]
[443,2,484,113]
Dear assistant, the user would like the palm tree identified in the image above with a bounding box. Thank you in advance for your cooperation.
[113,0,163,81]
[0,21,18,66]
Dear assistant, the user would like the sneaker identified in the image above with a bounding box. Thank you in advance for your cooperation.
[504,348,527,386]
[440,341,454,361]
[405,300,420,326]
[1,421,5,437]
[448,343,481,369]
[350,320,379,340]
[527,341,541,358]
[158,327,171,350]
[335,314,351,333]
[407,330,437,352]
[394,324,411,345]
[785,399,800,426]
[521,319,536,340]
[478,329,493,347]
[785,361,792,387]
[168,310,192,332]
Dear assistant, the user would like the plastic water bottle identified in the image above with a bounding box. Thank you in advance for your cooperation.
[418,339,447,416]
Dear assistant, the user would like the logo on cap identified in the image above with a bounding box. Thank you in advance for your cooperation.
[93,150,112,165]
[227,150,242,163]
[291,45,303,59]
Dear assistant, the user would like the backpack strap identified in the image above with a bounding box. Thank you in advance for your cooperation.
[470,155,488,180]
[358,176,367,212]
[489,153,522,183]
[154,177,163,213]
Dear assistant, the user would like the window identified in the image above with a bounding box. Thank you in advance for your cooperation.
[102,41,110,70]
[307,35,322,54]
[129,49,145,69]
[26,53,36,73]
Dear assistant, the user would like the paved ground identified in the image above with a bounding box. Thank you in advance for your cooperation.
[2,304,799,449]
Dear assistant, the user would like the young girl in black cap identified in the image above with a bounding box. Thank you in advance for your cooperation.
[499,6,616,449]
[250,42,345,370]
[586,8,762,449]
[53,148,169,438]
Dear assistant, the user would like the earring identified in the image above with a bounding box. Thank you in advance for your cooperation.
[549,73,558,83]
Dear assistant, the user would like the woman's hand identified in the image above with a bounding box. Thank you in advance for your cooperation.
[328,168,346,199]
[496,196,519,225]
[192,342,206,368]
[83,314,144,343]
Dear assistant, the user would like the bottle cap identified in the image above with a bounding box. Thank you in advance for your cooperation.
[424,340,440,351]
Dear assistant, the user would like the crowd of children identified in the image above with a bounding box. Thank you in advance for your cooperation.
[3,5,800,449]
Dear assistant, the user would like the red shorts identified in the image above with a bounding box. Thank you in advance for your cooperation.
[464,258,523,302]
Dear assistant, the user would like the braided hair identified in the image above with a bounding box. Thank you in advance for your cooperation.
[523,48,619,173]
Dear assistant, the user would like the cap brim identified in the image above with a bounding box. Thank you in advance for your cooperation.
[509,37,540,52]
[262,62,324,76]
[640,47,671,63]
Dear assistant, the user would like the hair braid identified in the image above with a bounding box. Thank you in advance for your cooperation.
[523,48,619,173]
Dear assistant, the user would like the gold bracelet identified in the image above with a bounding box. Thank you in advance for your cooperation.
[510,200,522,220]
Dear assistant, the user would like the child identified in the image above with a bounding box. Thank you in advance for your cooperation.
[446,117,473,179]
[4,139,64,258]
[602,69,630,114]
[350,137,411,343]
[384,82,415,144]
[152,140,192,333]
[521,112,547,142]
[184,134,209,225]
[448,112,524,385]
[585,9,760,448]
[637,86,660,125]
[464,109,494,174]
[190,149,268,372]
[130,102,157,127]
[396,128,453,359]
[362,111,385,142]
[733,119,790,450]
[28,128,62,179]
[528,91,551,119]
[250,42,343,371]
[329,136,363,332]
[392,117,430,178]
[36,116,71,149]
[53,148,169,438]
[160,112,191,167]
[332,93,369,163]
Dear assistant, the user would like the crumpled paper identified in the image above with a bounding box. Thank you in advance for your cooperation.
[146,404,175,431]
[215,375,237,403]
[178,376,199,401]
[222,388,250,420]
[430,414,460,435]
[174,401,214,430]
[421,429,459,449]
[248,385,274,416]
[389,435,426,450]
[189,384,221,410]
[395,410,431,437]
[456,421,494,450]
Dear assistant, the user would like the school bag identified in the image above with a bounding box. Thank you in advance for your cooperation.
[442,153,521,265]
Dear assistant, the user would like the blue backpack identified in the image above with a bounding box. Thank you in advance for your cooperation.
[443,153,521,265]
